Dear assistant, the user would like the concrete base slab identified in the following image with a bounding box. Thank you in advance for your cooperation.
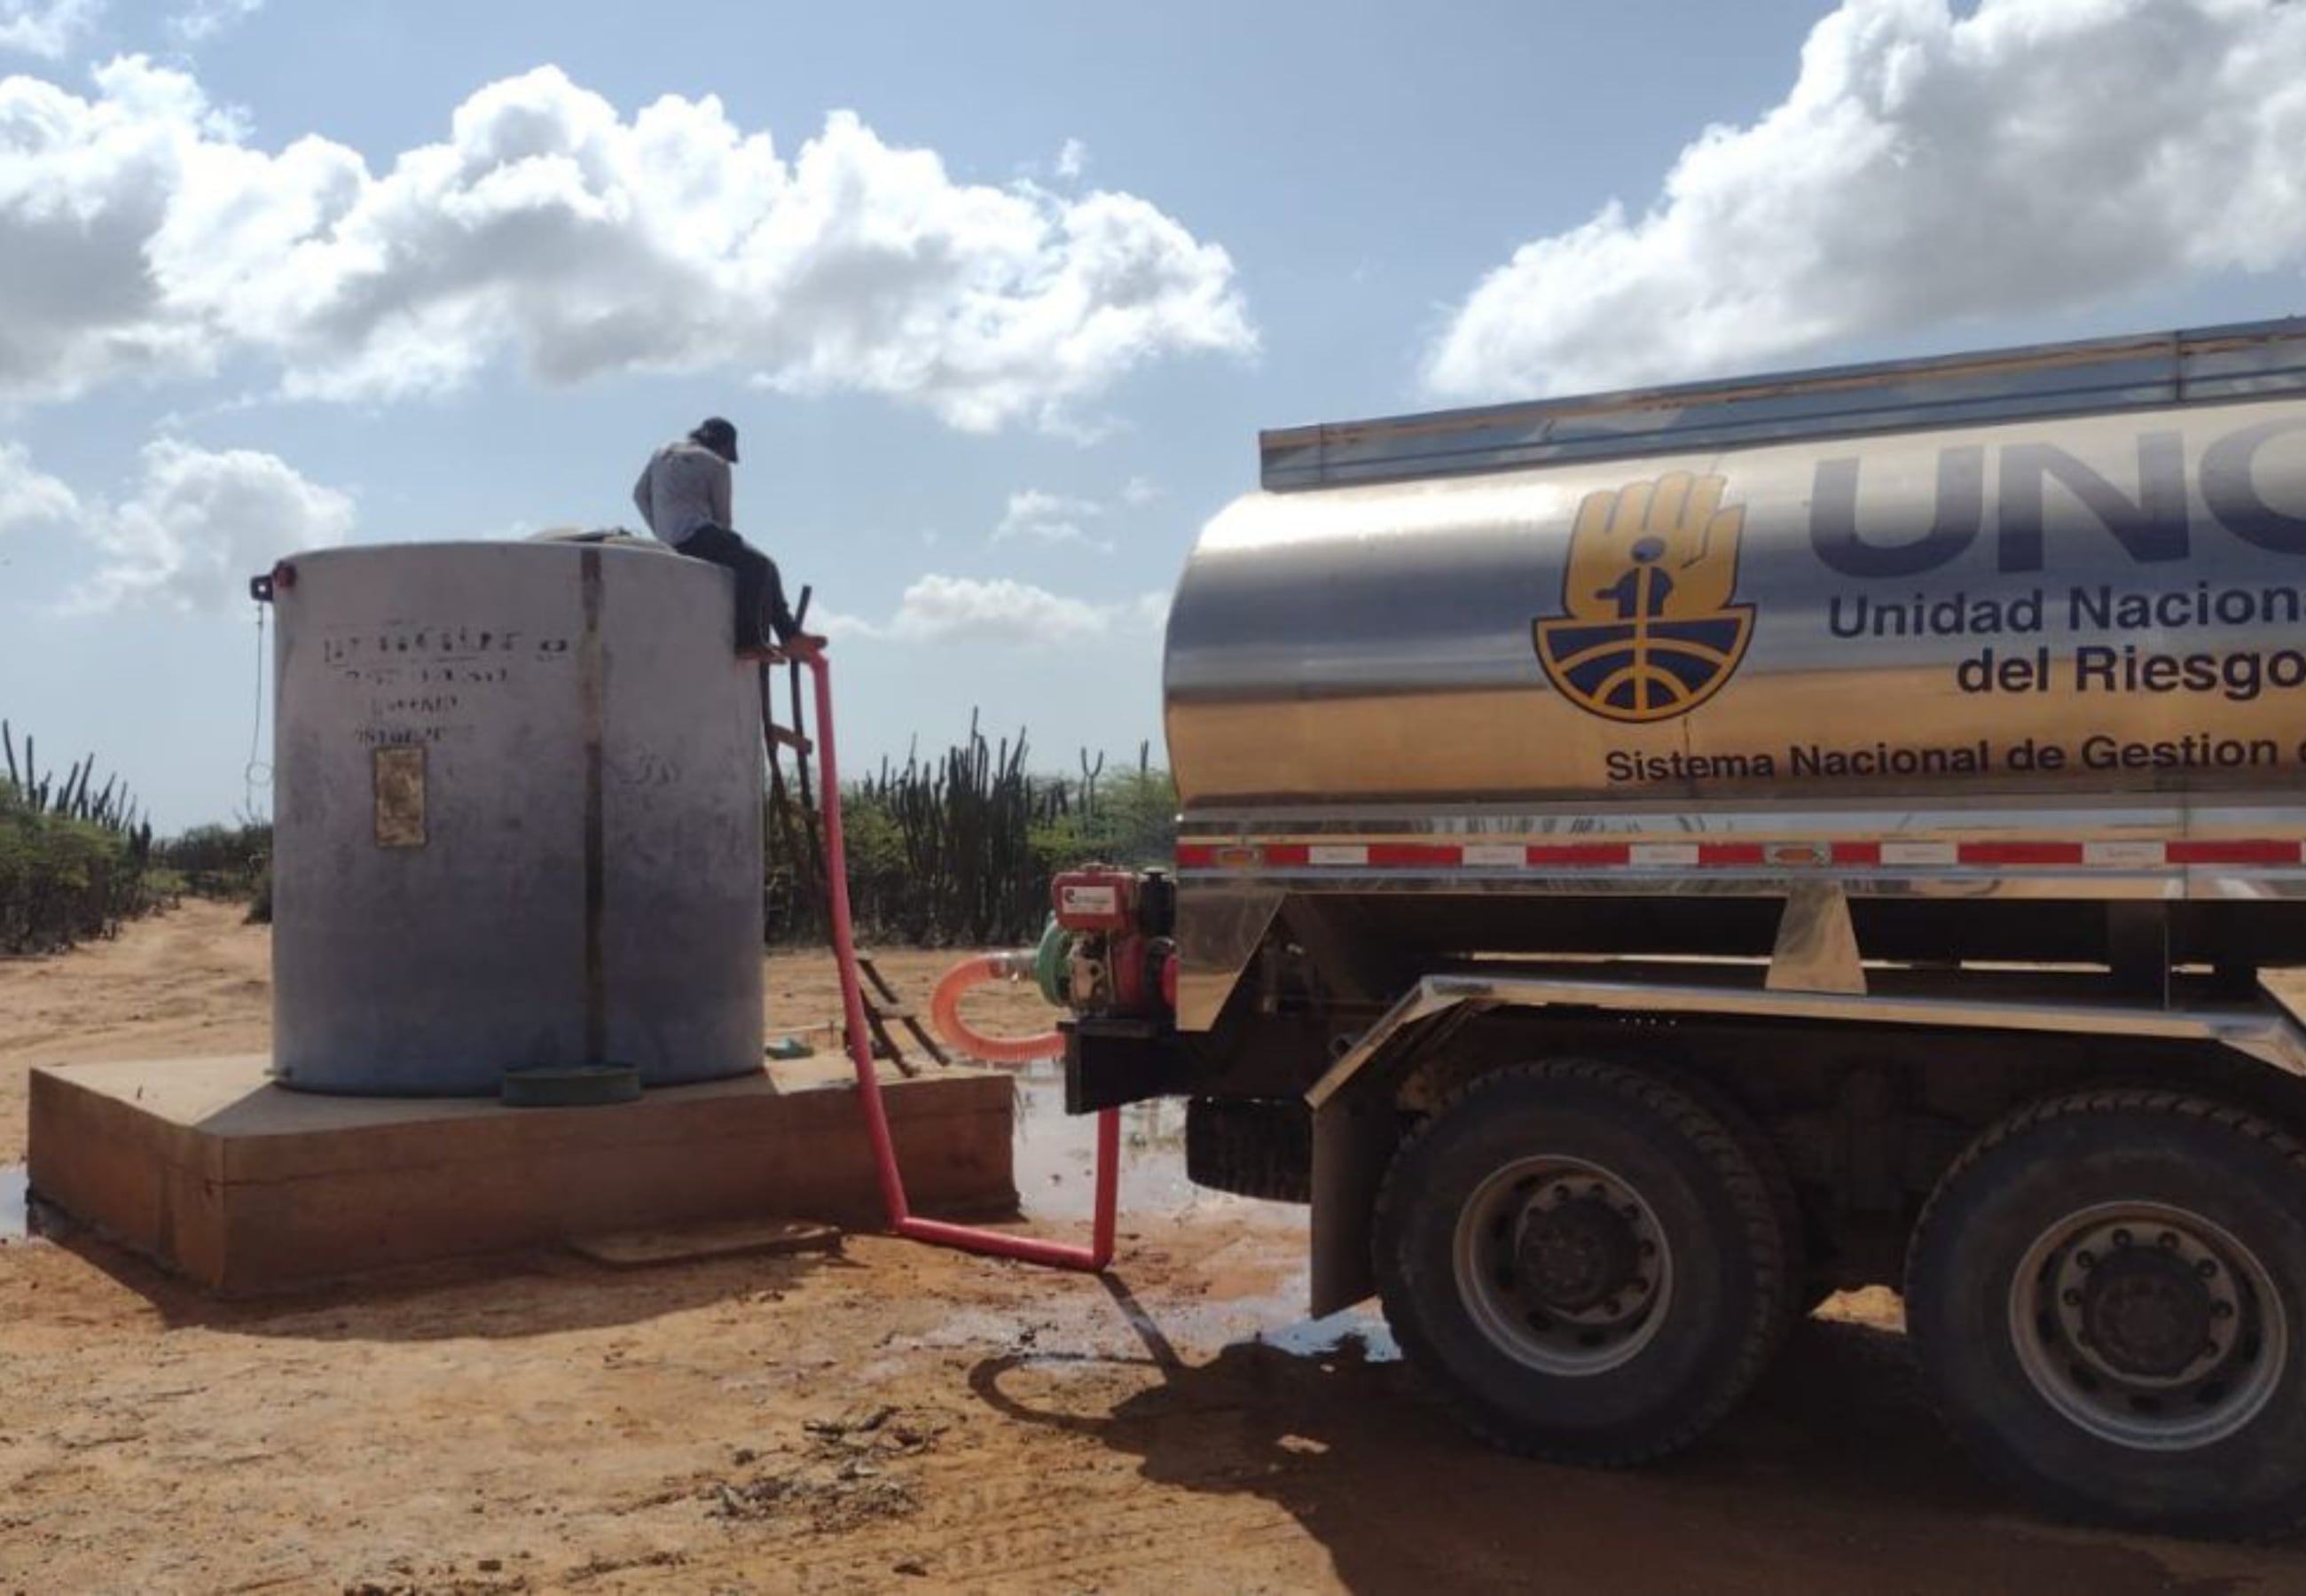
[27,1055,1012,1296]
[568,1217,842,1268]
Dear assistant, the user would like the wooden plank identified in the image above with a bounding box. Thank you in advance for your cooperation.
[569,1217,841,1267]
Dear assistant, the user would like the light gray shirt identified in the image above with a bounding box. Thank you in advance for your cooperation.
[632,440,733,547]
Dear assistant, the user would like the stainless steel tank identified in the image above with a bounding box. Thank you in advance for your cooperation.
[1159,322,2306,1021]
[267,539,765,1094]
[1169,389,2306,814]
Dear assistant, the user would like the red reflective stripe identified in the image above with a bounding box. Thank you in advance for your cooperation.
[1262,844,1311,867]
[1175,843,1219,869]
[1367,842,1463,867]
[1526,843,1632,866]
[1698,842,1768,867]
[1957,842,2084,866]
[2168,840,2304,865]
[1831,841,1883,865]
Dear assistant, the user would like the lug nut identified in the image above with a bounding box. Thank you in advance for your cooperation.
[2112,1229,2132,1248]
[2198,1259,2220,1279]
[2213,1302,2236,1320]
[2158,1231,2180,1250]
[1603,1297,1622,1317]
[2062,1289,2082,1308]
[2077,1250,2097,1271]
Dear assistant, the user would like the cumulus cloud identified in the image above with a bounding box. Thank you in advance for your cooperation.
[993,488,1110,550]
[822,574,1167,645]
[1055,137,1088,181]
[0,442,82,534]
[168,0,261,43]
[71,439,354,612]
[1119,474,1160,507]
[1424,0,2306,399]
[0,58,1254,427]
[0,0,99,59]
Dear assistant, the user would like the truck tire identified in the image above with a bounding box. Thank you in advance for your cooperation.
[1185,1098,1313,1203]
[1907,1088,2306,1538]
[1372,1058,1794,1466]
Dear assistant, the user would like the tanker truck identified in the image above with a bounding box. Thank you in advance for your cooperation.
[1047,317,2306,1537]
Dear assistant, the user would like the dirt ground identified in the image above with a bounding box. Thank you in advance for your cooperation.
[4,905,2306,1592]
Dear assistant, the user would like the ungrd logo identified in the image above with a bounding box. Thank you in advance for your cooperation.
[1533,471,1755,724]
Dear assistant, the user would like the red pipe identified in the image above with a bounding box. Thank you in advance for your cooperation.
[929,952,1065,1065]
[795,650,1116,1271]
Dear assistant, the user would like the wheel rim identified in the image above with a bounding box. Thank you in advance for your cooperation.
[1452,1154,1675,1377]
[2008,1200,2287,1451]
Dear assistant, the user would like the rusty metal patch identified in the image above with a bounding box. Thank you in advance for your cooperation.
[373,745,427,849]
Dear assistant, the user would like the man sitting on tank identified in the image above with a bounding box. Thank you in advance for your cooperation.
[632,417,824,657]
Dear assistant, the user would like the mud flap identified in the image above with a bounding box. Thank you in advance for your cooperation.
[1309,1090,1401,1317]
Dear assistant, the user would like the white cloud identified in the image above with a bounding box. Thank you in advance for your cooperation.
[993,488,1110,550]
[1055,137,1088,181]
[824,574,1165,645]
[890,575,1113,642]
[73,439,354,613]
[1119,474,1160,507]
[0,442,82,534]
[168,0,261,43]
[1424,0,2306,400]
[0,0,99,59]
[0,59,1255,429]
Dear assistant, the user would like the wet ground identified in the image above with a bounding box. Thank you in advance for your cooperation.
[3,905,2304,1591]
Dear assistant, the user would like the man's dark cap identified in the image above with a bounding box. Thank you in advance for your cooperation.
[691,417,740,463]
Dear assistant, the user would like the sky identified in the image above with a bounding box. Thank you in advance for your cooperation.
[3,0,2303,829]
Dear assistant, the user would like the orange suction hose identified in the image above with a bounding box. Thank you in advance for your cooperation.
[929,951,1065,1065]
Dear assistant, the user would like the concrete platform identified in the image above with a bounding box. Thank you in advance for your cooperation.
[27,1055,1014,1295]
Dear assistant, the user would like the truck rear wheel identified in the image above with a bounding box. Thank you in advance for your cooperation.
[1372,1058,1795,1466]
[1907,1088,2306,1538]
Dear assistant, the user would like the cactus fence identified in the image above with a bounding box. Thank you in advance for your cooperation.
[765,712,1174,947]
[0,719,157,954]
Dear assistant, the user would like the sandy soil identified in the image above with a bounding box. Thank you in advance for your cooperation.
[4,905,2305,1592]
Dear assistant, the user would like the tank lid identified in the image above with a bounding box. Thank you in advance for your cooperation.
[1260,317,2306,492]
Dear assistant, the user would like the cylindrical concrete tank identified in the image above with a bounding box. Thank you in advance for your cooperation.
[268,540,765,1095]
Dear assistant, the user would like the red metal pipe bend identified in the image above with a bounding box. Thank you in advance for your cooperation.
[791,651,1115,1273]
[929,954,1064,1065]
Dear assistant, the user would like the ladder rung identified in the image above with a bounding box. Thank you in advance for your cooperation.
[867,1002,915,1021]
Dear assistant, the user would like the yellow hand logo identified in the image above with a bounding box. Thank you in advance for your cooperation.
[1563,471,1745,623]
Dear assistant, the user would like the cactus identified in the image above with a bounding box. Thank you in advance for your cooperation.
[761,709,1174,948]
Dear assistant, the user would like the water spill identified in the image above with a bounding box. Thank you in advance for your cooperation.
[1253,1306,1401,1362]
[999,1063,1395,1363]
[1011,1060,1216,1221]
[1,1165,30,1240]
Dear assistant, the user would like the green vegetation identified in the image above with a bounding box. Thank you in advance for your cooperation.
[0,720,156,954]
[766,717,1176,947]
[155,820,273,922]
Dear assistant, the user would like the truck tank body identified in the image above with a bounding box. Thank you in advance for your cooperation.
[269,540,765,1094]
[1161,321,2306,1022]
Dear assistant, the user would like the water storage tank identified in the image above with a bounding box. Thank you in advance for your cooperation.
[267,539,765,1094]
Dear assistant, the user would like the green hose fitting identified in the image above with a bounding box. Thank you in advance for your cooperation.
[1033,914,1072,1008]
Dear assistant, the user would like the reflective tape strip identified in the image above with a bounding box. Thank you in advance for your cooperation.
[1177,837,2306,872]
[1879,841,1958,866]
[1629,842,1700,867]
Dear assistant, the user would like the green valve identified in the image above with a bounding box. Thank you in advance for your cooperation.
[1033,914,1072,1008]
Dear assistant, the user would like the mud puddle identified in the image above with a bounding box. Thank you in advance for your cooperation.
[1012,1059,1235,1221]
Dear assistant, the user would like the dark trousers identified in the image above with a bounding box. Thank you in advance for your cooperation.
[676,524,797,645]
